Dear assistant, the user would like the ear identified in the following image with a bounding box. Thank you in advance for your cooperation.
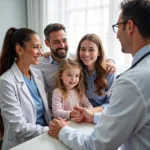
[127,20,135,35]
[15,44,23,56]
[45,39,50,47]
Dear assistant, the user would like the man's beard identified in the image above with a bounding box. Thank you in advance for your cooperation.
[50,46,68,59]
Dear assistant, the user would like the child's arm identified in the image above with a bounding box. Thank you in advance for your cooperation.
[81,94,93,109]
[52,89,72,119]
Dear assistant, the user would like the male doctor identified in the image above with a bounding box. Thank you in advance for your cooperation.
[49,0,150,150]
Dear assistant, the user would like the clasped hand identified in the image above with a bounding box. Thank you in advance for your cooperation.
[48,105,94,139]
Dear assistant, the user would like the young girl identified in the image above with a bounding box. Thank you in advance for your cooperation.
[52,58,93,119]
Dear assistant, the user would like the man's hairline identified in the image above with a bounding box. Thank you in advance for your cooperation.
[45,29,67,41]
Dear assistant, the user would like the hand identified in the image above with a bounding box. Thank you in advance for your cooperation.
[48,118,68,139]
[73,111,84,123]
[42,52,51,58]
[105,59,116,74]
[70,109,80,119]
[74,105,94,123]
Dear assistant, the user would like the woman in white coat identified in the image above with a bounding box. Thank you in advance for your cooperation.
[0,27,51,150]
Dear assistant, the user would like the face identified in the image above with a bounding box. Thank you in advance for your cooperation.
[46,30,68,60]
[117,14,130,54]
[19,34,42,65]
[79,40,99,70]
[61,66,80,90]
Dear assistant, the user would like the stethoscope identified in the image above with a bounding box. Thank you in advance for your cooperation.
[106,52,150,96]
[116,52,150,79]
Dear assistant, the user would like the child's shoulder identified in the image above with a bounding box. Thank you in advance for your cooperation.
[53,88,63,95]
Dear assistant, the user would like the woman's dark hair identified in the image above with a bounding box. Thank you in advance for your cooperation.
[0,27,37,136]
[0,27,37,76]
[76,33,107,96]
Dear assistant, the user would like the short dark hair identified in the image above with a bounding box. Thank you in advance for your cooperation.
[120,0,150,38]
[44,23,66,40]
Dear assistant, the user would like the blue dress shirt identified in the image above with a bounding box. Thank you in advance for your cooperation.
[85,69,115,109]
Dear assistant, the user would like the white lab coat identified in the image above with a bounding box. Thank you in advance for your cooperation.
[58,45,150,150]
[0,62,52,150]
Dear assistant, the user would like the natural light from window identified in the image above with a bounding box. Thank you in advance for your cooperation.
[47,0,132,73]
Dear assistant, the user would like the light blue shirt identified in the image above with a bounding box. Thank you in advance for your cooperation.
[58,44,150,150]
[48,55,59,65]
[23,75,46,126]
[85,70,115,109]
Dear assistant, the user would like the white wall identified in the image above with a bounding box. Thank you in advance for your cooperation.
[0,0,27,51]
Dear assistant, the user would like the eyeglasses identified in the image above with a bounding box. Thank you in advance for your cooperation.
[112,21,128,33]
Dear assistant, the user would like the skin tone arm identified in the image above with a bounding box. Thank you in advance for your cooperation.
[42,52,116,74]
[89,106,104,113]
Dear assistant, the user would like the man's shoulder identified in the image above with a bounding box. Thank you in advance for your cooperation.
[32,57,59,72]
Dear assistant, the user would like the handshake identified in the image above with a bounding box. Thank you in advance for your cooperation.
[48,105,94,139]
[70,105,94,123]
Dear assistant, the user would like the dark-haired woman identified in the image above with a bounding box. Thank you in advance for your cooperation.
[0,27,51,150]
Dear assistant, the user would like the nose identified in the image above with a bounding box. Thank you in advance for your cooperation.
[82,50,89,56]
[59,41,65,48]
[71,76,76,81]
[38,47,42,56]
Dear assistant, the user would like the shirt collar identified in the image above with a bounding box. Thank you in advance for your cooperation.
[48,55,59,65]
[132,44,150,66]
[85,69,96,77]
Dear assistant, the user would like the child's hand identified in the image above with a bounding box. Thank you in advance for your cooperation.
[74,105,94,123]
[70,110,80,119]
[73,113,84,123]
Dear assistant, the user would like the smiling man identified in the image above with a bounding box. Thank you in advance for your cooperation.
[49,0,150,150]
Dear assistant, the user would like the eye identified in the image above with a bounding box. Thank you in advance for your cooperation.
[80,48,86,52]
[89,48,94,52]
[76,75,79,77]
[63,38,67,43]
[33,45,38,49]
[67,74,72,76]
[53,40,59,44]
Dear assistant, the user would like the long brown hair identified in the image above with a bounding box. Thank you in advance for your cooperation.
[0,27,37,138]
[76,33,107,96]
[55,58,85,100]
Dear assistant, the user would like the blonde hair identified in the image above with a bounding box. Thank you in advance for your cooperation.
[55,58,85,100]
[76,33,107,96]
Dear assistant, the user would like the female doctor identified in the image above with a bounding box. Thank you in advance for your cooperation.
[0,27,51,150]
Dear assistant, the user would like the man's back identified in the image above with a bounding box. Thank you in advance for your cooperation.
[111,53,150,150]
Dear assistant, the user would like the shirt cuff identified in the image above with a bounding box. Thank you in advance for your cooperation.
[101,104,109,110]
[43,126,49,132]
[93,113,102,124]
[59,126,76,140]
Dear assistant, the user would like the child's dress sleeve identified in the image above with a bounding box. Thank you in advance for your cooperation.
[52,89,71,119]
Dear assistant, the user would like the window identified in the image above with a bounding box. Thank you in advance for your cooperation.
[47,0,132,73]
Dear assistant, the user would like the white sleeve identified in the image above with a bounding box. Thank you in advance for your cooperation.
[58,77,146,150]
[0,80,48,141]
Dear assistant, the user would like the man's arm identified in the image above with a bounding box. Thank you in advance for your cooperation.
[56,77,145,150]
